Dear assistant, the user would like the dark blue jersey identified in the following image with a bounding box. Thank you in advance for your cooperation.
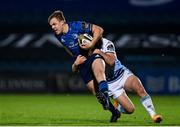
[55,21,92,57]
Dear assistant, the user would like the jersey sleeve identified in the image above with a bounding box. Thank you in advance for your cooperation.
[101,40,116,54]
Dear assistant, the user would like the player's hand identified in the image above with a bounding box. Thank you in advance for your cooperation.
[74,55,87,66]
[93,49,101,54]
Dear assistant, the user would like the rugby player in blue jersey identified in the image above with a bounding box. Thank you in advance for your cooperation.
[74,35,163,123]
[48,10,120,122]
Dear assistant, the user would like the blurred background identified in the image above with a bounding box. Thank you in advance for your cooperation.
[0,0,180,95]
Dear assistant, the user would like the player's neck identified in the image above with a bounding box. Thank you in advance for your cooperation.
[62,23,69,34]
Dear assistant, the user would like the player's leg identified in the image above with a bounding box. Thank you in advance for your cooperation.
[86,79,112,107]
[91,58,121,122]
[108,77,135,114]
[91,57,110,109]
[114,91,135,114]
[79,54,111,110]
[124,75,162,123]
[86,80,96,95]
[79,54,120,122]
[87,79,113,110]
[86,79,120,122]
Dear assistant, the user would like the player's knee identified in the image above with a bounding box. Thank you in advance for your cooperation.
[93,69,105,82]
[89,87,96,95]
[126,106,135,114]
[96,69,104,77]
[86,81,96,95]
[137,85,147,97]
[92,59,105,74]
[133,79,147,97]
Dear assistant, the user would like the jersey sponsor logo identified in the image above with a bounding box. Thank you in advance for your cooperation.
[82,22,89,30]
[69,42,78,48]
[107,44,115,51]
[95,54,100,58]
[61,38,65,43]
[72,34,78,39]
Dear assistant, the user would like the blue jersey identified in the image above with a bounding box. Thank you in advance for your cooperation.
[55,21,92,57]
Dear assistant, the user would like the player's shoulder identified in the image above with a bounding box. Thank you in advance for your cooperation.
[102,38,115,51]
[68,21,85,29]
[68,21,85,26]
[102,38,114,46]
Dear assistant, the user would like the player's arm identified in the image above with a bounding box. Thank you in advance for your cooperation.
[72,55,87,72]
[93,49,116,66]
[72,62,79,72]
[90,24,104,48]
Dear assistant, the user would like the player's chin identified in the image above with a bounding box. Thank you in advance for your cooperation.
[80,45,90,50]
[54,31,61,35]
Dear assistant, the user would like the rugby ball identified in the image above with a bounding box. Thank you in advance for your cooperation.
[78,33,93,45]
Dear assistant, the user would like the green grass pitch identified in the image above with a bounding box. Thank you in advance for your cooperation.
[0,94,179,126]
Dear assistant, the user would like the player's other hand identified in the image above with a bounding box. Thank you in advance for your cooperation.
[93,49,101,54]
[74,55,87,66]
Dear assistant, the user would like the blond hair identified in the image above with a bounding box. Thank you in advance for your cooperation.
[48,10,66,23]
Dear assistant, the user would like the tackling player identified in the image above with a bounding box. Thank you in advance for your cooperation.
[74,36,163,123]
[48,10,120,122]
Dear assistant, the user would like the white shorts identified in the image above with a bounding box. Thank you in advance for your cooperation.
[108,67,133,99]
